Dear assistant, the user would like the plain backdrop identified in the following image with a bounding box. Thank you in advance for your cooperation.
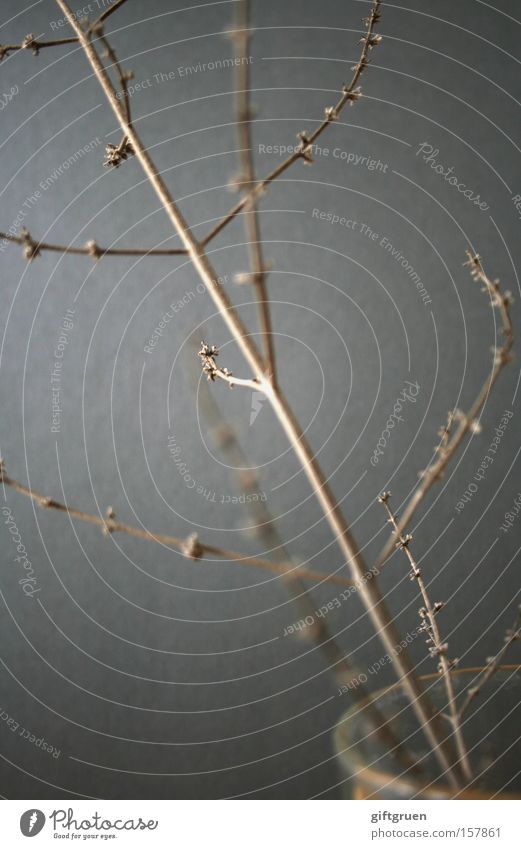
[0,0,520,798]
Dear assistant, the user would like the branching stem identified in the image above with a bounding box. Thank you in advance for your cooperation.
[53,0,461,785]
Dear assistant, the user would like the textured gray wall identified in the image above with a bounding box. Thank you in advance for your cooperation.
[0,0,520,798]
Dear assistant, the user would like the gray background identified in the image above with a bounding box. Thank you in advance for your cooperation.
[0,0,520,799]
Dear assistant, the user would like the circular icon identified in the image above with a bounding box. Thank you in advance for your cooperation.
[20,810,46,837]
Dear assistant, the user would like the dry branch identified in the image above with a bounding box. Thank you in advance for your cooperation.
[458,608,521,720]
[379,492,472,782]
[377,252,514,571]
[229,0,275,380]
[0,463,355,588]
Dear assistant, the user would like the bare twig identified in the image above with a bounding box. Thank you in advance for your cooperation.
[0,0,455,784]
[458,608,521,720]
[0,35,78,60]
[0,464,355,588]
[201,0,382,248]
[92,27,134,167]
[378,492,471,782]
[91,0,130,29]
[191,354,423,776]
[377,252,514,571]
[229,0,275,381]
[198,341,261,390]
[0,229,187,260]
[0,0,130,61]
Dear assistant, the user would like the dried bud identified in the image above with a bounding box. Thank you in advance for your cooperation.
[181,532,203,561]
[102,506,116,536]
[86,240,101,260]
[22,34,39,56]
[104,139,134,168]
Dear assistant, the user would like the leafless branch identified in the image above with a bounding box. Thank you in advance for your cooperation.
[228,0,276,381]
[458,608,521,720]
[377,252,514,571]
[201,0,382,248]
[191,352,423,777]
[0,0,462,785]
[378,492,471,782]
[0,228,188,260]
[0,0,130,61]
[0,462,356,588]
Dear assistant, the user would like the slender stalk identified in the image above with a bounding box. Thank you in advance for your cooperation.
[193,359,423,777]
[231,0,275,380]
[53,0,461,785]
[92,0,130,28]
[379,493,473,782]
[376,253,514,571]
[0,0,129,62]
[0,229,187,259]
[1,469,354,588]
[0,36,78,60]
[201,0,381,248]
[458,609,521,720]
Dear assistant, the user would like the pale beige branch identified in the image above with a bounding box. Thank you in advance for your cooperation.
[377,252,514,572]
[379,492,472,782]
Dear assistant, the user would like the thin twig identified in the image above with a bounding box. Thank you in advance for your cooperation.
[0,35,78,60]
[378,492,471,782]
[458,608,521,720]
[90,24,134,167]
[0,0,130,60]
[47,0,461,785]
[91,0,130,29]
[201,0,382,248]
[0,229,187,260]
[229,0,275,381]
[0,465,355,588]
[377,252,514,572]
[190,350,423,776]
